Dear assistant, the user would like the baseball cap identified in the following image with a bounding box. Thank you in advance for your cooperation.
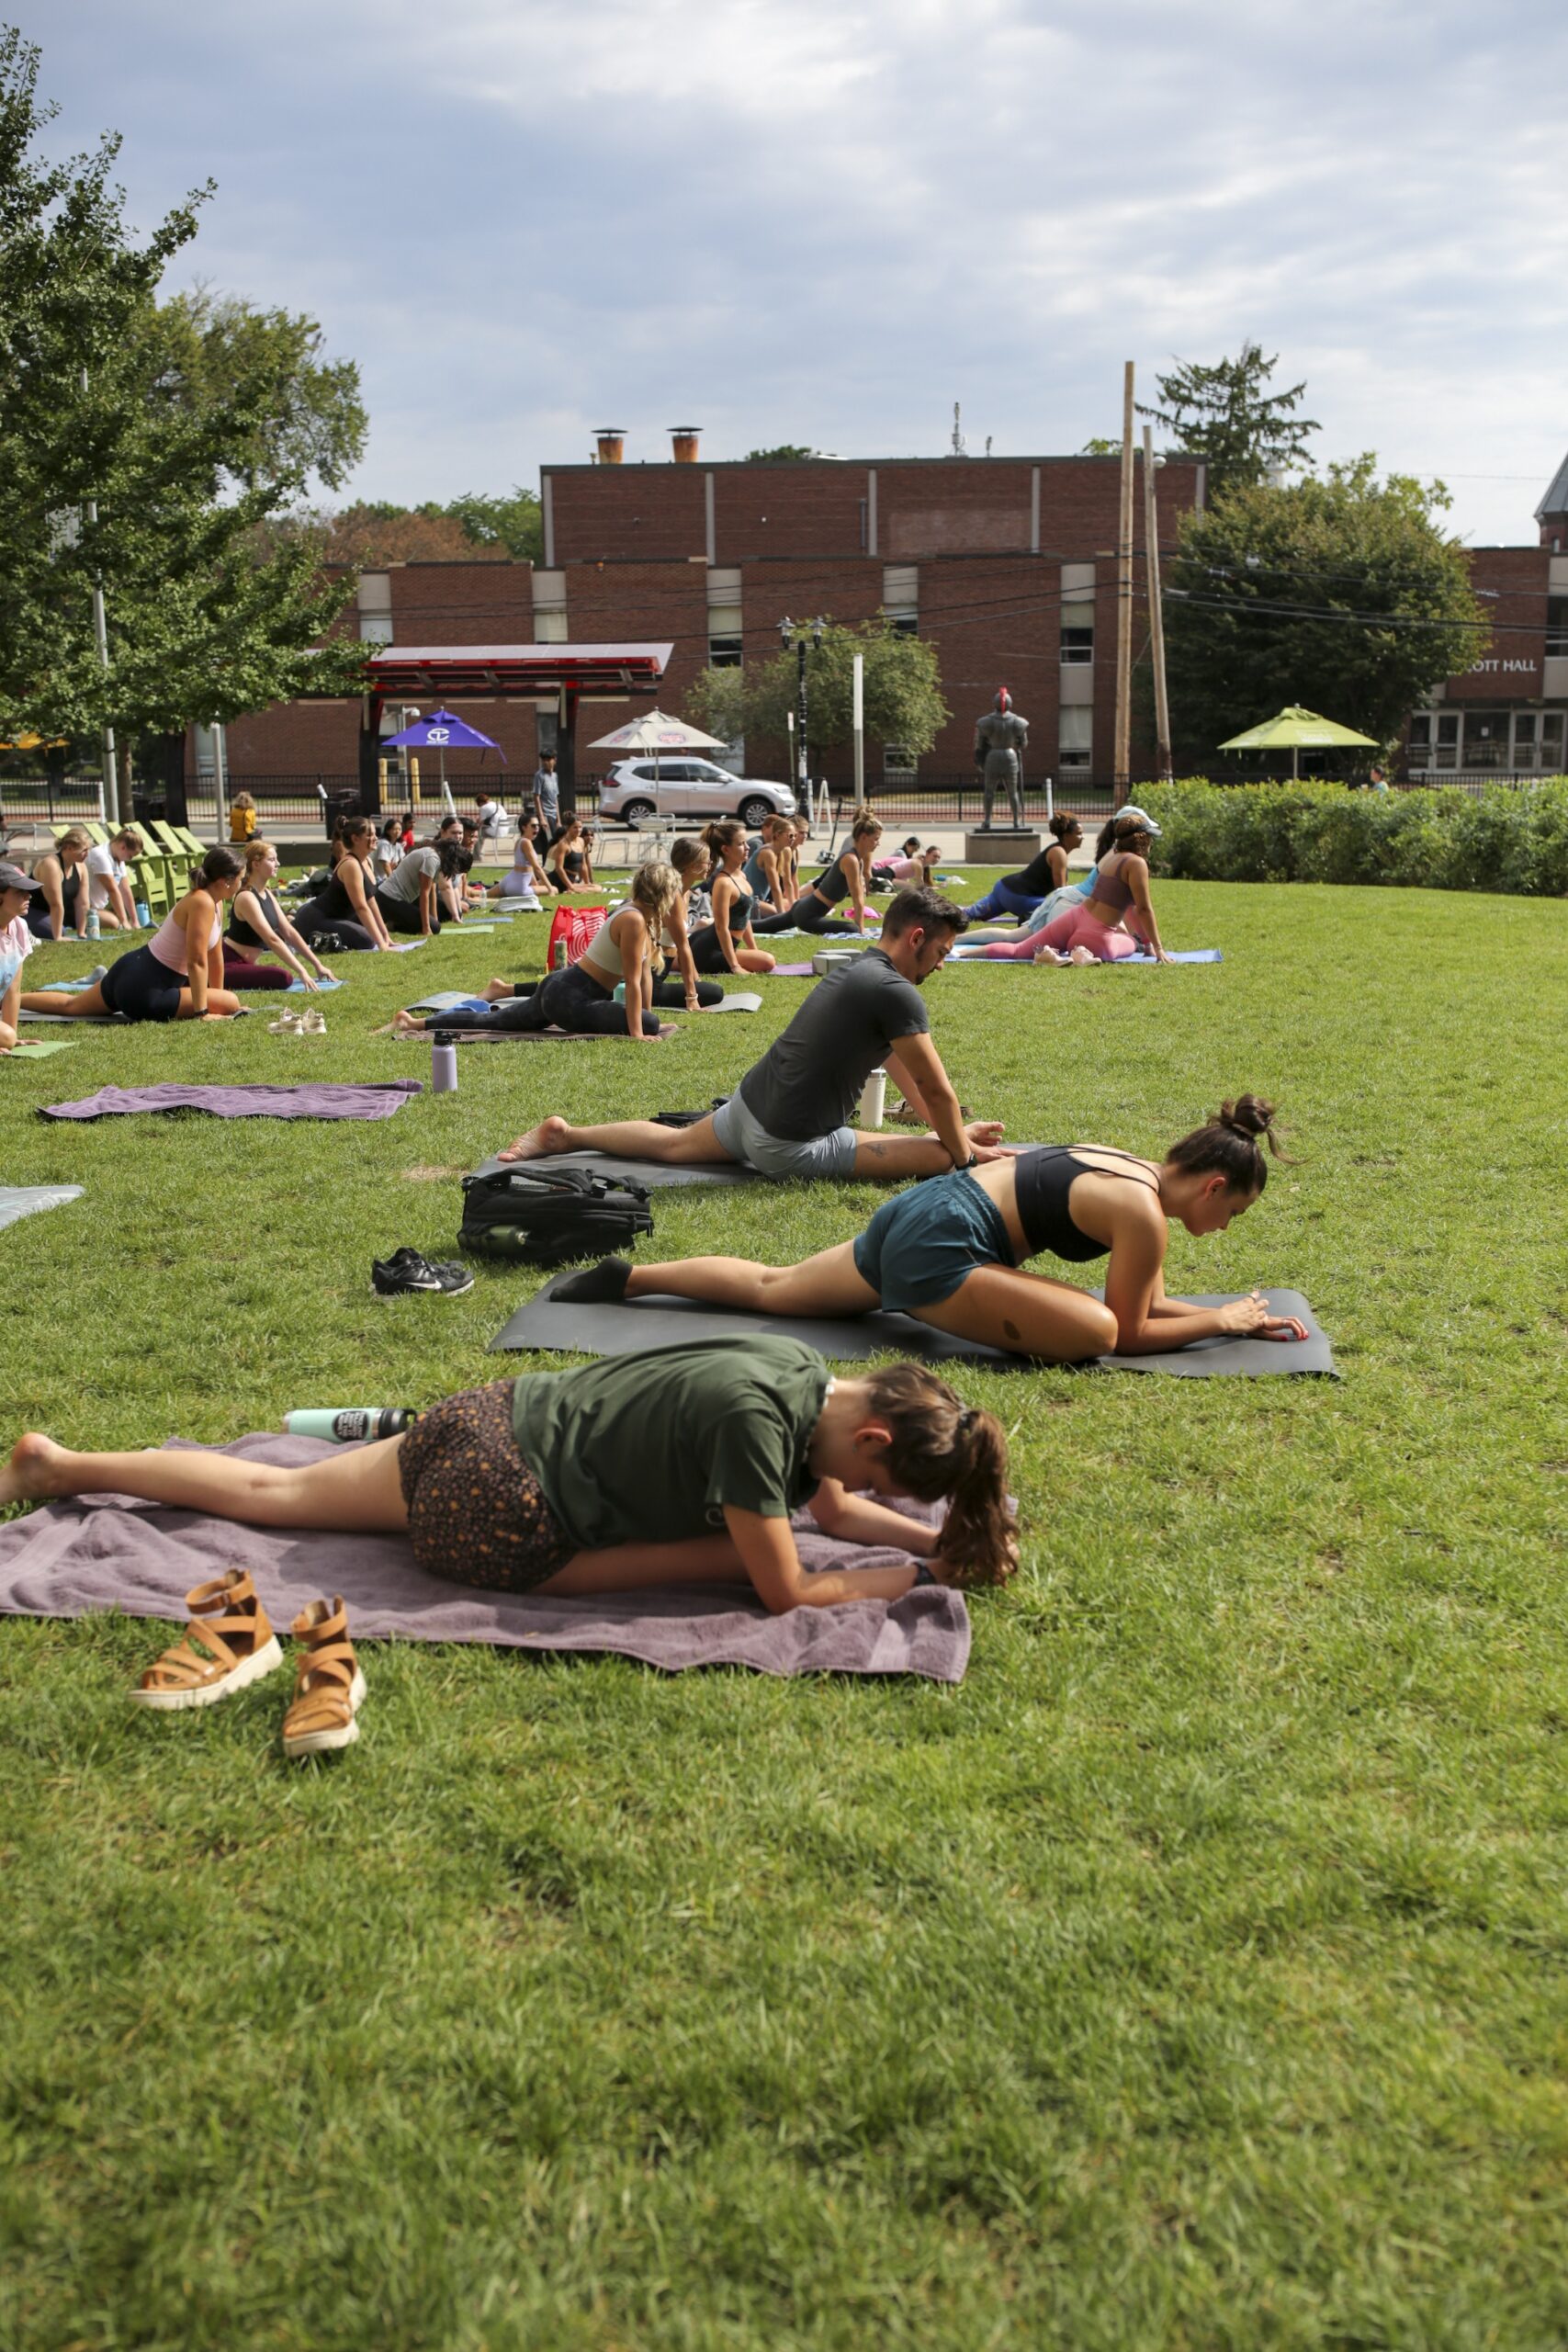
[1116,805,1163,837]
[0,860,42,894]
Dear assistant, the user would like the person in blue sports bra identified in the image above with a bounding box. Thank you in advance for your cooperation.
[558,1095,1310,1362]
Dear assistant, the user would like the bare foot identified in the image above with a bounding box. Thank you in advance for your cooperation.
[0,1432,68,1507]
[498,1114,573,1164]
[482,978,514,1002]
[389,1009,424,1036]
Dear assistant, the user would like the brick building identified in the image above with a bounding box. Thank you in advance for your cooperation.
[203,434,1568,798]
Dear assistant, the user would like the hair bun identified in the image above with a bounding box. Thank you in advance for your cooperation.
[1218,1093,1274,1139]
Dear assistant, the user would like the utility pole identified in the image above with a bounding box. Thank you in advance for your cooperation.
[212,718,230,842]
[1113,361,1135,806]
[780,616,825,820]
[1143,424,1172,781]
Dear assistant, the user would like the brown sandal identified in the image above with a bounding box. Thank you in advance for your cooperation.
[130,1569,283,1711]
[281,1598,366,1758]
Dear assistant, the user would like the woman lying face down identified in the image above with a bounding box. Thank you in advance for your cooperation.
[2,1339,1017,1611]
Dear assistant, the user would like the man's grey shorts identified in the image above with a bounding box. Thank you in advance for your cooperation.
[711,1089,858,1181]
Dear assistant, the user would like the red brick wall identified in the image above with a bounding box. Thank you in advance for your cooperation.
[1444,547,1548,700]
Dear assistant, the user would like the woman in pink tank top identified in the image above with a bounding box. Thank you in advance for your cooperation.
[20,847,247,1024]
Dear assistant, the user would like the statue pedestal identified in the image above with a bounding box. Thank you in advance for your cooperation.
[964,828,1039,864]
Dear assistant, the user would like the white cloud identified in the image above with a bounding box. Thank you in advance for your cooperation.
[28,0,1568,540]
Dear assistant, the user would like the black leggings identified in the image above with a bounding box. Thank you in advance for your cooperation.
[750,893,857,936]
[374,889,437,937]
[652,971,725,1008]
[430,958,660,1037]
[292,901,378,952]
[97,944,185,1023]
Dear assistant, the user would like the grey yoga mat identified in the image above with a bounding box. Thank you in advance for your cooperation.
[0,1433,970,1683]
[491,1281,1337,1378]
[0,1184,84,1231]
[470,1148,761,1191]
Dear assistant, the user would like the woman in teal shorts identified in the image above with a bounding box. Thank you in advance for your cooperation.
[558,1096,1310,1361]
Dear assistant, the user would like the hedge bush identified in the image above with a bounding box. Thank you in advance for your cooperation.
[1132,777,1568,896]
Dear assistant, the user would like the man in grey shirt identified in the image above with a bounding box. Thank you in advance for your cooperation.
[497,886,1005,1182]
[533,753,560,836]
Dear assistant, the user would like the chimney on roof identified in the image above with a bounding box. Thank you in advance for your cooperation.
[670,426,702,463]
[594,429,626,465]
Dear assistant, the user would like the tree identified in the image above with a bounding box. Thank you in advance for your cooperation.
[1078,437,1120,457]
[310,488,542,566]
[442,487,542,560]
[1158,457,1486,759]
[684,616,950,770]
[0,29,360,760]
[1139,343,1319,487]
[743,445,818,463]
[138,286,367,494]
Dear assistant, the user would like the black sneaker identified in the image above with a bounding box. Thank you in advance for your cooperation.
[551,1257,633,1305]
[372,1248,475,1299]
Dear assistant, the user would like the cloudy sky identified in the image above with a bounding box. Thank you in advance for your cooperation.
[31,0,1568,545]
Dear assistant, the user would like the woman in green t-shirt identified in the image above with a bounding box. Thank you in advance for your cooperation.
[2,1338,1015,1608]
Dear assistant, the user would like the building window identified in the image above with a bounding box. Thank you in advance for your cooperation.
[1058,708,1092,771]
[535,711,558,756]
[883,744,917,780]
[887,610,919,639]
[882,565,918,639]
[1543,712,1566,771]
[535,610,569,644]
[707,634,743,669]
[1547,599,1568,656]
[1060,625,1093,666]
[1512,711,1566,772]
[358,613,393,644]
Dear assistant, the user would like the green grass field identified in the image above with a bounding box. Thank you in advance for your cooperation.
[3,874,1567,2351]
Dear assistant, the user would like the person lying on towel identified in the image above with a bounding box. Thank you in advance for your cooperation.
[557,1097,1309,1363]
[496,884,1003,1183]
[2,1340,1016,1607]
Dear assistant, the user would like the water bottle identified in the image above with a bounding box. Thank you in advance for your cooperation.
[85,909,100,941]
[432,1039,458,1094]
[859,1069,887,1128]
[285,1408,418,1442]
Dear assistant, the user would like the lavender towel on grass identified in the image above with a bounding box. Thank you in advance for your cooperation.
[40,1080,423,1124]
[0,1433,970,1682]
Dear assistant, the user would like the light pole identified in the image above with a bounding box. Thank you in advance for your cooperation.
[778,615,825,821]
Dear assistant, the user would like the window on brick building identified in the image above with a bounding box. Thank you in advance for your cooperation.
[887,609,919,639]
[708,634,743,668]
[535,611,569,644]
[1547,598,1568,656]
[1058,708,1092,772]
[358,614,393,645]
[883,744,917,780]
[1060,625,1093,665]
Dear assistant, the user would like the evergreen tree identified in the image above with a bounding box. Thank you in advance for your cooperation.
[1140,343,1319,487]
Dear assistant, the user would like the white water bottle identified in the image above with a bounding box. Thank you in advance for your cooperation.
[859,1068,887,1128]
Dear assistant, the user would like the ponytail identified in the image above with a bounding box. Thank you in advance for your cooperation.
[701,818,747,861]
[197,845,243,890]
[1048,811,1077,842]
[861,1363,1014,1589]
[1166,1093,1290,1195]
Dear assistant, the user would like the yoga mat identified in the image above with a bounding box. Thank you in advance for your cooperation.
[19,1009,128,1023]
[283,975,346,994]
[950,948,1223,967]
[386,939,428,952]
[34,975,103,992]
[471,1148,760,1191]
[0,1434,969,1684]
[491,1282,1337,1378]
[6,1039,74,1058]
[0,1183,84,1230]
[704,992,763,1013]
[432,1024,680,1045]
[771,962,817,978]
[40,1080,424,1124]
[409,990,492,1012]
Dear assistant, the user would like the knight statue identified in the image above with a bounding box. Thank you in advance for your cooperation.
[973,687,1028,829]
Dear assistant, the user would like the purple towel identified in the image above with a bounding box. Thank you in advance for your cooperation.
[0,1433,970,1682]
[40,1081,423,1123]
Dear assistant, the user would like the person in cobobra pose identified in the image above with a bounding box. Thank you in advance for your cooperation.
[557,1097,1309,1363]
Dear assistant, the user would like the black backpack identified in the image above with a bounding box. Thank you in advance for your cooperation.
[458,1165,653,1268]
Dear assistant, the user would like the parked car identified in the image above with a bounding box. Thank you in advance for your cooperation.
[596,759,795,830]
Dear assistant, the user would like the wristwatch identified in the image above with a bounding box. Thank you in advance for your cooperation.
[955,1150,978,1170]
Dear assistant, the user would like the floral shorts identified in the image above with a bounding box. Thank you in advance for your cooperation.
[398,1381,576,1592]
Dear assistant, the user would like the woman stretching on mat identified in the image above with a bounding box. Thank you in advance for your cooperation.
[546,819,595,894]
[558,1097,1309,1362]
[222,842,337,992]
[26,828,94,943]
[752,810,881,935]
[653,838,722,1010]
[292,818,393,952]
[962,814,1080,926]
[741,815,796,917]
[20,847,247,1024]
[390,861,681,1043]
[0,862,41,1049]
[1,1339,1016,1610]
[687,820,777,977]
[965,809,1169,965]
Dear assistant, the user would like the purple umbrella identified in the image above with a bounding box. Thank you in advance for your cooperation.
[379,707,506,793]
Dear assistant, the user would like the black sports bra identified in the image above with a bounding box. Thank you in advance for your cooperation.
[1013,1146,1158,1261]
[227,887,282,950]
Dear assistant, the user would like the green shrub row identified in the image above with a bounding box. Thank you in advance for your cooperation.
[1129,777,1568,896]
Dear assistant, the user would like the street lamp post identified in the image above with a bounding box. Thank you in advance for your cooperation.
[778,615,826,823]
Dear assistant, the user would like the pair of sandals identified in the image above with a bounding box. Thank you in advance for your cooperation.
[130,1568,365,1758]
[268,1007,327,1035]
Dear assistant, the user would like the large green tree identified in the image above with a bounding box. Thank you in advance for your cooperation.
[139,286,367,495]
[1140,343,1319,487]
[0,28,360,759]
[1159,458,1485,758]
[683,616,949,773]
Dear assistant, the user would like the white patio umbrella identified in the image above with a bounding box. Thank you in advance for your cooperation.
[588,709,729,803]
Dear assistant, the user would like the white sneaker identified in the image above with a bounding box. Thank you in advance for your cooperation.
[268,1011,304,1035]
[300,1007,327,1035]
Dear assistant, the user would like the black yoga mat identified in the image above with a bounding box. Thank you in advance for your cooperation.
[469,1149,761,1191]
[490,1282,1337,1377]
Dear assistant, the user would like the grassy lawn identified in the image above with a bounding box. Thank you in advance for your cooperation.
[3,873,1567,2351]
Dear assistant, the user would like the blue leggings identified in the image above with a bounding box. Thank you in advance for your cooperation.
[962,879,1042,924]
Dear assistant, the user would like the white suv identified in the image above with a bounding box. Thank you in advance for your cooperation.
[597,759,795,829]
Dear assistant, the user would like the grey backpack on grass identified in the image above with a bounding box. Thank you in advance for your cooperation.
[458,1166,655,1268]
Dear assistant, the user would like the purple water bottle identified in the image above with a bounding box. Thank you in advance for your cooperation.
[432,1038,458,1095]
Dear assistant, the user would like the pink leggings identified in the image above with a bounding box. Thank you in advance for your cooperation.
[979,907,1142,962]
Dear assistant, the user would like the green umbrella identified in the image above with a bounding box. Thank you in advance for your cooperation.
[1218,704,1380,781]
